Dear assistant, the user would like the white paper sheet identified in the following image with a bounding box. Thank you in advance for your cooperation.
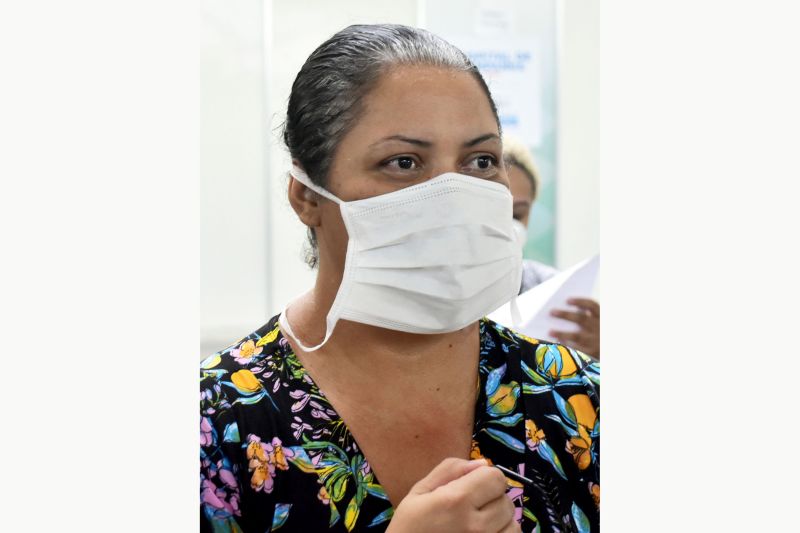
[489,255,599,342]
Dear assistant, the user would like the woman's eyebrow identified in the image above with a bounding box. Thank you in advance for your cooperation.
[369,133,501,149]
[463,133,500,147]
[369,135,433,148]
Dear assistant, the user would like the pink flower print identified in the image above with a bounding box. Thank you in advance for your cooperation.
[503,463,526,524]
[200,417,213,447]
[291,416,313,440]
[201,479,236,515]
[308,400,333,421]
[218,464,237,490]
[231,339,263,365]
[289,389,311,412]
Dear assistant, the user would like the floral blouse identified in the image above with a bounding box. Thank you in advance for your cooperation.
[200,315,600,533]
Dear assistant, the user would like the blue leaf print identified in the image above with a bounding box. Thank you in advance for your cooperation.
[231,390,269,406]
[490,413,524,427]
[368,507,394,527]
[222,422,240,443]
[522,383,552,395]
[536,440,568,480]
[552,391,577,426]
[486,364,506,397]
[484,427,525,453]
[541,345,561,376]
[286,446,317,473]
[201,369,228,380]
[571,502,591,533]
[554,377,585,388]
[543,414,580,438]
[521,359,550,385]
[271,503,292,531]
[364,483,389,500]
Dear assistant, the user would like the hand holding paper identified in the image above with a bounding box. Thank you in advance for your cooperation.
[489,255,600,357]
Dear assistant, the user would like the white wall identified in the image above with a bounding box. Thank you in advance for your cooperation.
[556,0,600,274]
[201,0,270,355]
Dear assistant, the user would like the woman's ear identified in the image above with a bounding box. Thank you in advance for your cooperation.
[287,173,322,228]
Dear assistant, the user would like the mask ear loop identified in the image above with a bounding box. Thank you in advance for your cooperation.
[290,166,342,204]
[279,166,344,352]
[278,306,336,353]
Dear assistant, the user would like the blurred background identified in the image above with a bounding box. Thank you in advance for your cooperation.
[201,0,599,356]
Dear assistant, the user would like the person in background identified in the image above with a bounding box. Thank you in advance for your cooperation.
[200,24,599,533]
[503,136,600,359]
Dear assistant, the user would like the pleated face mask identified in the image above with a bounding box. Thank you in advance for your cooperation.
[280,166,523,352]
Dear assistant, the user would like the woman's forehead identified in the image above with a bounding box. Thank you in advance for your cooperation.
[352,65,500,141]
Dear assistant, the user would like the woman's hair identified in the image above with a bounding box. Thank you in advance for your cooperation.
[502,135,539,201]
[282,23,500,268]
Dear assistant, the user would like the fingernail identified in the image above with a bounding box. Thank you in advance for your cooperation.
[469,458,488,465]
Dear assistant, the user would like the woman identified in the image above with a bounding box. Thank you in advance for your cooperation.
[200,24,600,533]
[504,136,601,358]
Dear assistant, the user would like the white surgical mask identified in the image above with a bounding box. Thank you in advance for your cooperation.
[511,219,528,249]
[280,166,523,352]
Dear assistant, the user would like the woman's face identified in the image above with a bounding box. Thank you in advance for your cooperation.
[310,64,508,270]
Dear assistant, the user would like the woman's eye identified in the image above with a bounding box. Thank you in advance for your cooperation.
[468,155,498,171]
[385,156,419,171]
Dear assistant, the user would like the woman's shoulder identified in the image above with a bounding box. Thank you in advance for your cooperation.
[200,315,285,387]
[480,317,600,392]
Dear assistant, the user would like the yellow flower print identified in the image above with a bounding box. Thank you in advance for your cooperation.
[200,354,221,369]
[273,439,289,471]
[231,369,262,394]
[487,381,520,416]
[318,485,331,505]
[535,344,579,379]
[247,438,270,491]
[246,435,287,493]
[565,394,598,470]
[566,434,592,470]
[256,325,281,347]
[525,419,545,451]
[470,439,493,465]
[240,340,260,358]
[589,482,600,508]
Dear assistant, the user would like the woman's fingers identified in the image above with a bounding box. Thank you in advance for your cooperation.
[550,327,600,359]
[476,494,517,532]
[411,457,487,495]
[567,297,600,316]
[441,465,508,509]
[497,518,523,533]
[550,308,590,327]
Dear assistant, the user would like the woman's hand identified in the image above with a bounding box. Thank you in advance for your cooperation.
[387,458,521,533]
[549,298,600,359]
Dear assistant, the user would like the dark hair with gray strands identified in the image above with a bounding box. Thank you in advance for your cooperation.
[282,23,501,268]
